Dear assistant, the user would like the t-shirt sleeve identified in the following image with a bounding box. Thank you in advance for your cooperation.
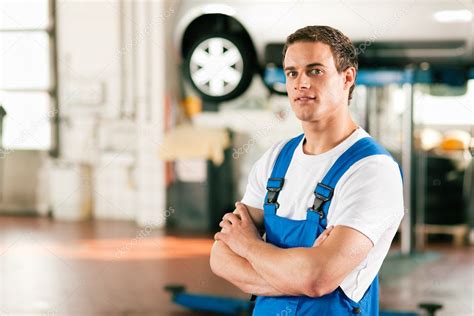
[241,140,286,210]
[330,156,405,246]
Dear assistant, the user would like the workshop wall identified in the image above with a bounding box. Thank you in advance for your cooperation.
[35,0,180,226]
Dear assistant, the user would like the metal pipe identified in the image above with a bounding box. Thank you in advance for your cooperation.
[0,28,48,32]
[49,0,60,158]
[145,0,152,123]
[0,88,54,93]
[119,0,126,119]
[415,135,427,250]
[131,0,137,120]
[401,80,414,255]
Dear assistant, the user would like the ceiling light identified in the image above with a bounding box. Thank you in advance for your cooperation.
[433,10,472,23]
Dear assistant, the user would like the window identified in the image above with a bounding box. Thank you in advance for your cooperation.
[0,0,56,151]
[414,80,474,127]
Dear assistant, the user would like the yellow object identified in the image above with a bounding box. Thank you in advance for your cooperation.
[159,124,230,165]
[181,96,202,117]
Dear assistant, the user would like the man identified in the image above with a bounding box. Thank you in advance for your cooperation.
[210,25,404,315]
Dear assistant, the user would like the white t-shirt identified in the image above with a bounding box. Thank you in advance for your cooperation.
[241,128,404,302]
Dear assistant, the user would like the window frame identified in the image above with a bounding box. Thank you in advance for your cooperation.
[0,0,59,156]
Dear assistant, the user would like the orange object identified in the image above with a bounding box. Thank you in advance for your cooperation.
[181,96,202,117]
[440,138,466,151]
[440,130,470,151]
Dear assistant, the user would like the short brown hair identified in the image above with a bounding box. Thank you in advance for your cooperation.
[282,25,358,103]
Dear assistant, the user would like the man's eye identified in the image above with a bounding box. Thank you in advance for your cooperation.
[286,71,297,78]
[309,69,322,75]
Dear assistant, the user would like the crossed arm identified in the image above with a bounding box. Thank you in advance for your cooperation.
[210,205,284,296]
[210,203,373,298]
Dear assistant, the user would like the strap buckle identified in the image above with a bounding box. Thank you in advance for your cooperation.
[265,178,284,208]
[310,183,334,218]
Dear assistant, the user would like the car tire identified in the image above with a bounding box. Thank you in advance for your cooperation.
[184,33,255,103]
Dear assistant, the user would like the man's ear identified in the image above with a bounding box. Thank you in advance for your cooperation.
[343,67,356,90]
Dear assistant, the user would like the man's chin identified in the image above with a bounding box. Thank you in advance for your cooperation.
[295,112,329,124]
[294,112,316,122]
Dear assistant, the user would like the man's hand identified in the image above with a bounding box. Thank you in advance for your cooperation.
[215,202,262,258]
[210,202,283,296]
[232,203,264,229]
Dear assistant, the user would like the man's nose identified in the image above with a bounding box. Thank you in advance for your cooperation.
[295,75,310,90]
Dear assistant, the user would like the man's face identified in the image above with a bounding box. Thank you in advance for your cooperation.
[284,41,352,122]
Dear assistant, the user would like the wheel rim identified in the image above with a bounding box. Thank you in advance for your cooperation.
[189,37,244,97]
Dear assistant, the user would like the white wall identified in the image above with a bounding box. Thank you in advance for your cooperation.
[50,0,178,226]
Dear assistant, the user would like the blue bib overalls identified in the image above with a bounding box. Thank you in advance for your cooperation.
[252,134,394,316]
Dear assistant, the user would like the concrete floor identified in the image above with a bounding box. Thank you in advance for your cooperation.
[0,216,472,316]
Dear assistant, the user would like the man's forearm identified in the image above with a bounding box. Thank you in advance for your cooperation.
[244,240,322,297]
[210,240,284,296]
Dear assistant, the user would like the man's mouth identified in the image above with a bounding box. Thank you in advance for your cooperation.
[294,96,316,102]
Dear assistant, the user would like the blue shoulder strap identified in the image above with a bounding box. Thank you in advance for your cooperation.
[311,137,396,227]
[263,134,400,224]
[264,134,304,213]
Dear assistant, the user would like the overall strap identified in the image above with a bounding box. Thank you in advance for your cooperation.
[264,134,304,214]
[309,137,394,227]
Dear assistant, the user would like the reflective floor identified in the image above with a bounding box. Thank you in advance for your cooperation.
[0,216,472,315]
